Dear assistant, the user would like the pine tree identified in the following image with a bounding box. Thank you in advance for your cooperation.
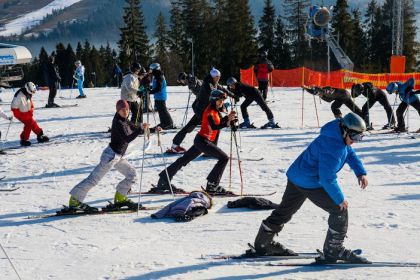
[331,0,353,57]
[349,9,368,71]
[282,0,311,67]
[63,44,77,87]
[402,0,418,71]
[118,0,150,70]
[258,0,276,61]
[363,0,378,71]
[273,16,292,68]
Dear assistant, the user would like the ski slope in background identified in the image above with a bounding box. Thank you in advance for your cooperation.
[0,0,83,37]
[0,87,419,279]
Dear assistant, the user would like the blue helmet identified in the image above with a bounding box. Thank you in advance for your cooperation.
[386,82,398,94]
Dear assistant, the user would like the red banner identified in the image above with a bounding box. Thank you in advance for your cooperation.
[240,67,420,90]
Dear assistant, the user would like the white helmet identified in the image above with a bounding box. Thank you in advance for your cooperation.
[75,60,81,66]
[25,82,36,94]
[149,63,160,71]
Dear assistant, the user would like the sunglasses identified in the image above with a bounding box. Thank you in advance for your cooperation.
[347,130,364,142]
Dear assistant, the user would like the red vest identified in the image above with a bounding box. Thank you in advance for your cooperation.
[198,105,220,142]
[256,63,270,80]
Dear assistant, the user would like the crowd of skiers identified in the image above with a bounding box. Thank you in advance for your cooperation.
[0,51,419,264]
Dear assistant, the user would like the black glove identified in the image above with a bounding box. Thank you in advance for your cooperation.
[136,90,143,97]
[234,96,240,103]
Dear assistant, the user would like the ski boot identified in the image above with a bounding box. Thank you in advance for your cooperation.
[66,196,99,213]
[20,139,31,146]
[239,118,256,129]
[260,119,280,129]
[37,130,49,143]
[382,123,396,130]
[108,191,138,210]
[205,181,234,196]
[166,144,186,154]
[149,176,186,194]
[253,221,297,256]
[76,95,87,99]
[316,248,370,264]
[394,126,407,133]
[45,103,60,108]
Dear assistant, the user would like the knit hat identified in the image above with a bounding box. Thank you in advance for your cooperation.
[210,67,221,78]
[116,99,129,111]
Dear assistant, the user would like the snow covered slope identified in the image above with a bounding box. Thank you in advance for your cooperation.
[0,86,419,279]
[0,0,83,37]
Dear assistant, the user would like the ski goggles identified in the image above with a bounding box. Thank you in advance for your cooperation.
[347,130,364,142]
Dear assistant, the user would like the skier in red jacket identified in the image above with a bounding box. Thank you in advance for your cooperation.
[11,82,49,146]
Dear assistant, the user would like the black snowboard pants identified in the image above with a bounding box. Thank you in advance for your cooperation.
[172,113,201,146]
[258,80,269,100]
[128,100,143,125]
[155,100,174,129]
[396,99,420,130]
[241,93,274,120]
[264,180,348,238]
[361,92,395,126]
[160,135,229,185]
[331,97,363,118]
[48,82,58,105]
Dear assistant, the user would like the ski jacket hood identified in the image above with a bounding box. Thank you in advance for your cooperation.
[286,119,366,205]
[396,78,419,104]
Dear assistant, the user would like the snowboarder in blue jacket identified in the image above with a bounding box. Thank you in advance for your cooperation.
[252,112,370,264]
[386,78,420,132]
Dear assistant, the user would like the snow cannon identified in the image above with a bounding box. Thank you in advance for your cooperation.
[306,6,331,39]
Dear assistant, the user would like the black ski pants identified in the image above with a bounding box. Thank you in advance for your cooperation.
[128,100,143,125]
[396,99,420,130]
[241,93,274,121]
[258,80,269,100]
[361,92,395,126]
[48,82,58,104]
[331,97,363,118]
[265,180,348,236]
[155,100,174,129]
[160,135,229,185]
[172,113,201,146]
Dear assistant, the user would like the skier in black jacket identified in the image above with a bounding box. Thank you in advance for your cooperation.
[167,68,234,154]
[227,77,278,129]
[177,72,202,96]
[351,82,396,130]
[43,55,61,108]
[303,85,363,119]
[68,99,160,213]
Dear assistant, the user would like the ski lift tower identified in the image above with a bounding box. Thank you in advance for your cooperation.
[390,0,405,73]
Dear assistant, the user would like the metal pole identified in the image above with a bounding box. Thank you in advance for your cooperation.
[0,242,22,280]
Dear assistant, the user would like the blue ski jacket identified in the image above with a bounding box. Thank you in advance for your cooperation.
[151,76,167,101]
[286,119,366,205]
[397,78,419,104]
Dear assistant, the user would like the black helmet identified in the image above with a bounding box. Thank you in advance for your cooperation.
[351,84,363,98]
[130,62,141,72]
[226,77,238,87]
[209,89,227,105]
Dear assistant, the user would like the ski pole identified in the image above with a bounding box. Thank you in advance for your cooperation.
[301,88,305,127]
[0,242,22,280]
[312,95,320,127]
[0,118,12,152]
[182,89,192,127]
[232,98,242,150]
[157,130,175,200]
[228,121,233,192]
[137,124,148,214]
[232,129,244,196]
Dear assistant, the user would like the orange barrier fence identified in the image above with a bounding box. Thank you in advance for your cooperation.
[240,67,420,90]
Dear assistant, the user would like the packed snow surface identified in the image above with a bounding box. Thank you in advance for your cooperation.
[0,86,419,279]
[0,0,83,37]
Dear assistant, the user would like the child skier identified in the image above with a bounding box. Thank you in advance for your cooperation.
[68,99,161,213]
[151,89,237,195]
[386,78,420,133]
[11,82,49,146]
[251,112,370,264]
[226,77,278,129]
[74,60,86,98]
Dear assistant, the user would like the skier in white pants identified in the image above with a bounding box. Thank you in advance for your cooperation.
[68,99,160,212]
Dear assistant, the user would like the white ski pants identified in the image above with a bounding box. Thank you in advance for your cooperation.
[70,146,137,202]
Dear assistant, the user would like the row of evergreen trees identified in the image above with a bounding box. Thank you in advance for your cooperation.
[22,0,418,88]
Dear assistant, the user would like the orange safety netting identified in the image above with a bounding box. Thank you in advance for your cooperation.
[240,67,420,90]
